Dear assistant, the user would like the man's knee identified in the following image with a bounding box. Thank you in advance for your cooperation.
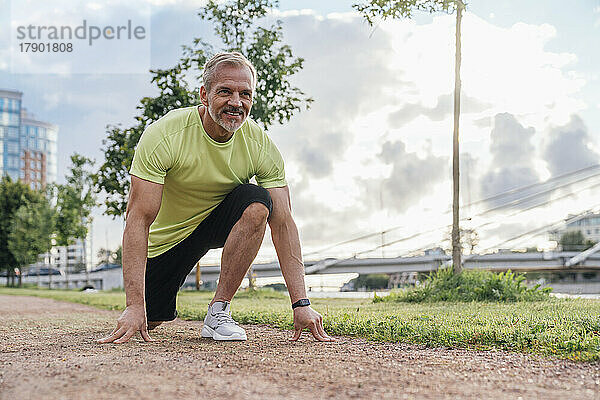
[234,184,272,212]
[241,202,269,230]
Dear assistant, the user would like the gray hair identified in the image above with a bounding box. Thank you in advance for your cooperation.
[202,52,257,92]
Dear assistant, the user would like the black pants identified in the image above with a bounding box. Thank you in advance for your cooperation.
[144,183,272,321]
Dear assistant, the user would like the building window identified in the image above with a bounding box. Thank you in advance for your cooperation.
[8,113,19,126]
[7,156,18,168]
[6,142,18,154]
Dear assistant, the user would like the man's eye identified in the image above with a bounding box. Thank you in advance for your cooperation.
[218,89,230,94]
[242,92,252,98]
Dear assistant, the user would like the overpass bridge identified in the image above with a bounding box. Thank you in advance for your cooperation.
[14,251,600,292]
[183,250,600,286]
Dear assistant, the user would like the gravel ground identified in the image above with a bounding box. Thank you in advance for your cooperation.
[0,294,599,400]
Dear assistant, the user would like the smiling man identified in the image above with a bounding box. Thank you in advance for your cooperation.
[98,52,333,343]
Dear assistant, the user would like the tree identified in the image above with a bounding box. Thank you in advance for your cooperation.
[0,176,42,286]
[96,245,122,265]
[559,231,596,252]
[95,0,312,217]
[114,245,122,265]
[8,192,55,287]
[96,248,113,265]
[354,0,465,273]
[442,227,479,255]
[55,154,96,287]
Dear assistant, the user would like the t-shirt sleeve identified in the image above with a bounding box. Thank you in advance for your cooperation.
[129,125,173,185]
[255,134,287,189]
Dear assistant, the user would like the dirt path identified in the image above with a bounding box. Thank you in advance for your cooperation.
[0,295,599,400]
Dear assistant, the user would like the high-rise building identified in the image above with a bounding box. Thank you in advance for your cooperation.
[0,90,93,279]
[0,89,58,188]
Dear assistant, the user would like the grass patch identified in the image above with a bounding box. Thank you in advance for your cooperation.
[1,287,599,361]
[378,267,552,303]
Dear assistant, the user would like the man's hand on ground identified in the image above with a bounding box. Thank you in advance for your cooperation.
[290,306,335,342]
[97,304,154,344]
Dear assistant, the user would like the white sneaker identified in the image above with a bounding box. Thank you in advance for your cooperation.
[201,301,247,341]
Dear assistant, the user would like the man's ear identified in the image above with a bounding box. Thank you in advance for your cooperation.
[199,86,208,106]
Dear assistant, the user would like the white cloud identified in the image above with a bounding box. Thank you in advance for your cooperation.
[86,3,104,11]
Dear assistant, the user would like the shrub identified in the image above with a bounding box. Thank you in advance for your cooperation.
[377,266,552,303]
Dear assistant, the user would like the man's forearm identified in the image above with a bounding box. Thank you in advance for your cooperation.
[122,218,151,307]
[270,217,307,303]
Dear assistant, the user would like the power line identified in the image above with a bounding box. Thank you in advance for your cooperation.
[297,203,600,274]
[467,171,600,217]
[469,178,600,233]
[471,205,600,257]
[329,182,600,262]
[304,169,600,257]
[459,163,600,210]
[348,204,600,264]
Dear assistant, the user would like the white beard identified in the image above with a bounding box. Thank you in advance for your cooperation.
[208,102,245,133]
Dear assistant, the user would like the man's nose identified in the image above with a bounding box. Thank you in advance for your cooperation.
[227,93,242,107]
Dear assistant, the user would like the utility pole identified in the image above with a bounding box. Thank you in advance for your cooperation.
[452,0,464,274]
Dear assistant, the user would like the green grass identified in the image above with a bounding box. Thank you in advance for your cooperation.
[2,287,600,361]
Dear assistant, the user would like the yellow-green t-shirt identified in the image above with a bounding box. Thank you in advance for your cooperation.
[129,106,287,258]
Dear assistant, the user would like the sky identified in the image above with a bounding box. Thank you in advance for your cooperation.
[1,0,599,265]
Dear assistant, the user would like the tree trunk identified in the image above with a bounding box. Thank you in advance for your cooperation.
[452,0,464,274]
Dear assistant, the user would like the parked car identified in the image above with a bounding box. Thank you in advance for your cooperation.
[26,267,62,276]
[91,263,121,273]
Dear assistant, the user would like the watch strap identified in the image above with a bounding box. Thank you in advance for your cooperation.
[291,298,310,309]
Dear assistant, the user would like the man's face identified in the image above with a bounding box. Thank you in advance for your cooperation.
[203,63,254,133]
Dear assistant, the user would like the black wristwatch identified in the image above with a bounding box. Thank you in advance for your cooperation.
[291,298,310,309]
